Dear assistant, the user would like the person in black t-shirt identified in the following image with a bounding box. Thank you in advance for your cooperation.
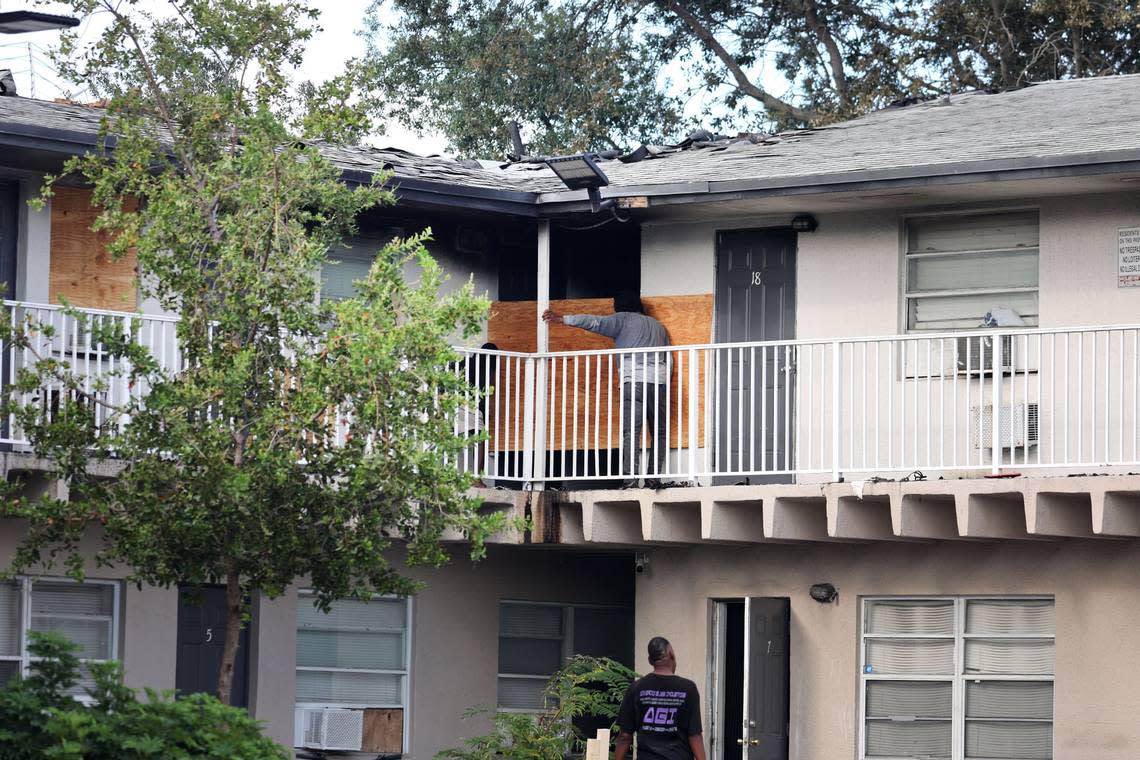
[615,636,707,760]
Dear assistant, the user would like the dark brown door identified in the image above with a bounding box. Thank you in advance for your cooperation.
[715,230,797,482]
[175,586,250,707]
[743,597,790,760]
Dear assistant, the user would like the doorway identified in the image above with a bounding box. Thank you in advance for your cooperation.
[175,585,250,707]
[711,598,790,760]
[714,229,797,483]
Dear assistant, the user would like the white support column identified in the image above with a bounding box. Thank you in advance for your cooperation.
[531,219,551,487]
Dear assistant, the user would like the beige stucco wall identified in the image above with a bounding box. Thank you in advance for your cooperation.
[636,540,1140,760]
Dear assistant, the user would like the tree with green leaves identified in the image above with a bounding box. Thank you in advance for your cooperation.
[2,0,494,706]
[368,0,1140,156]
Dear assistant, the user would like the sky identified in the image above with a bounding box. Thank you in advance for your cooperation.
[0,0,451,154]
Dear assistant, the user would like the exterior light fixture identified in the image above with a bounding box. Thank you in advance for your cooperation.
[544,153,614,213]
[0,11,81,34]
[809,583,838,603]
[790,214,819,232]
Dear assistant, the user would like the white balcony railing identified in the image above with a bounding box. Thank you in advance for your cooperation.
[5,301,1140,485]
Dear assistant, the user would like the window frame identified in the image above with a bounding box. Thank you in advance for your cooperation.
[495,599,633,714]
[293,590,412,713]
[858,595,1055,760]
[0,576,121,698]
[902,210,1041,333]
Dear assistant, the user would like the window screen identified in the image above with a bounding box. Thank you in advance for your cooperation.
[861,597,1054,760]
[496,602,634,712]
[295,594,409,709]
[905,212,1039,331]
[320,235,399,303]
[0,579,119,695]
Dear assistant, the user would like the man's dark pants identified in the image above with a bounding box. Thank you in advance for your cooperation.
[622,381,668,481]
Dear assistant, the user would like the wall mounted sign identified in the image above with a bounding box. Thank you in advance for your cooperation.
[1119,226,1140,287]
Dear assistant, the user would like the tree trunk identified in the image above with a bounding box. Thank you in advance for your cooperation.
[216,561,244,705]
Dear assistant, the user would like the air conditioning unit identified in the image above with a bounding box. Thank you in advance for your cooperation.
[295,708,363,752]
[956,334,1014,374]
[971,403,1039,449]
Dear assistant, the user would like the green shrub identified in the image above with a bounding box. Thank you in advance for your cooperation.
[0,632,287,760]
[436,655,637,760]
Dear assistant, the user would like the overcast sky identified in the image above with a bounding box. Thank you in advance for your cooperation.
[0,0,450,154]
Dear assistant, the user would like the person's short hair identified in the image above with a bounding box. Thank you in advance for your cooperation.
[613,290,644,314]
[647,636,671,664]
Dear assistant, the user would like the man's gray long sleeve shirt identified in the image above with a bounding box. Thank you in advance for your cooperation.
[563,312,671,384]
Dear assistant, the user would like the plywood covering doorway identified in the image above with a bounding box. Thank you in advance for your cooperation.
[49,186,138,310]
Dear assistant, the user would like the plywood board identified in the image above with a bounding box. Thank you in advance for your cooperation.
[486,295,713,451]
[361,708,403,754]
[49,186,138,310]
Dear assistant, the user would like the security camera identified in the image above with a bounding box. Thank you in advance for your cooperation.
[634,553,650,574]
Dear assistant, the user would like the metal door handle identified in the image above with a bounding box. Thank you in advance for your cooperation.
[736,739,760,746]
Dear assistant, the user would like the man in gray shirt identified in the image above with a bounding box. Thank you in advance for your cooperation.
[543,292,671,488]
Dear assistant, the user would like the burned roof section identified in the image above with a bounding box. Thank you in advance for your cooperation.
[4,74,1140,209]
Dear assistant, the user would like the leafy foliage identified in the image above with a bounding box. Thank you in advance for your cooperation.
[370,0,1140,154]
[0,633,286,760]
[2,0,494,704]
[435,655,638,760]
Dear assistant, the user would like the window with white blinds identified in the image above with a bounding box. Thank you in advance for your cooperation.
[905,211,1040,331]
[497,601,634,712]
[319,234,401,303]
[294,593,409,710]
[861,597,1054,760]
[0,578,119,696]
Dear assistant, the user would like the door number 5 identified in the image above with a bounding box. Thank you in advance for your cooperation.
[751,271,763,285]
[205,628,213,643]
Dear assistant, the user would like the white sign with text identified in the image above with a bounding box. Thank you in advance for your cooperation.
[1119,226,1140,287]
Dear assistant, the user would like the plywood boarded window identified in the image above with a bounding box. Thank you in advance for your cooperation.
[49,186,138,310]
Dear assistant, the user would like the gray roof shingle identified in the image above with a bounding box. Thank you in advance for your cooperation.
[4,74,1140,203]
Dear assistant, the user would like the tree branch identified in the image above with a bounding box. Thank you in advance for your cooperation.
[802,0,849,108]
[660,0,820,123]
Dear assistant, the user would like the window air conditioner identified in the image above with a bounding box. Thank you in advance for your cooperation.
[296,707,364,752]
[956,334,1014,374]
[971,403,1039,449]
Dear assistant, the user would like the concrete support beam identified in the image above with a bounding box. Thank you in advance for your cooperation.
[1029,491,1094,537]
[1098,491,1140,536]
[766,496,830,541]
[896,493,961,540]
[828,494,898,540]
[702,497,765,543]
[643,499,702,543]
[957,492,1032,539]
[581,494,644,545]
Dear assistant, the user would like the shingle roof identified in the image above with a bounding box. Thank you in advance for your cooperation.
[4,74,1140,204]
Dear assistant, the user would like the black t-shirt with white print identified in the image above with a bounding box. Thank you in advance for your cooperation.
[617,673,702,760]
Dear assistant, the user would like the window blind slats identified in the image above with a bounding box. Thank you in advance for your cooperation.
[497,677,547,711]
[964,639,1054,675]
[500,604,562,638]
[866,639,955,675]
[865,720,951,758]
[297,630,404,671]
[31,582,113,617]
[865,600,955,635]
[297,597,405,631]
[30,617,111,660]
[966,681,1053,720]
[0,582,20,657]
[295,670,401,705]
[866,681,952,719]
[964,721,1052,759]
[498,636,563,676]
[909,251,1039,292]
[908,292,1039,331]
[966,600,1055,635]
[908,212,1040,254]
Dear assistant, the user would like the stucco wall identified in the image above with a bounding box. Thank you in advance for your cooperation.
[635,540,1140,760]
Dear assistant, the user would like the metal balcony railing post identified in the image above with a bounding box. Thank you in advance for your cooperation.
[991,333,1003,475]
[832,340,842,481]
[531,355,548,486]
[522,356,539,484]
[687,347,699,482]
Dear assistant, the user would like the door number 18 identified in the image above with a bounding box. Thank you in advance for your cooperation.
[751,272,763,285]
